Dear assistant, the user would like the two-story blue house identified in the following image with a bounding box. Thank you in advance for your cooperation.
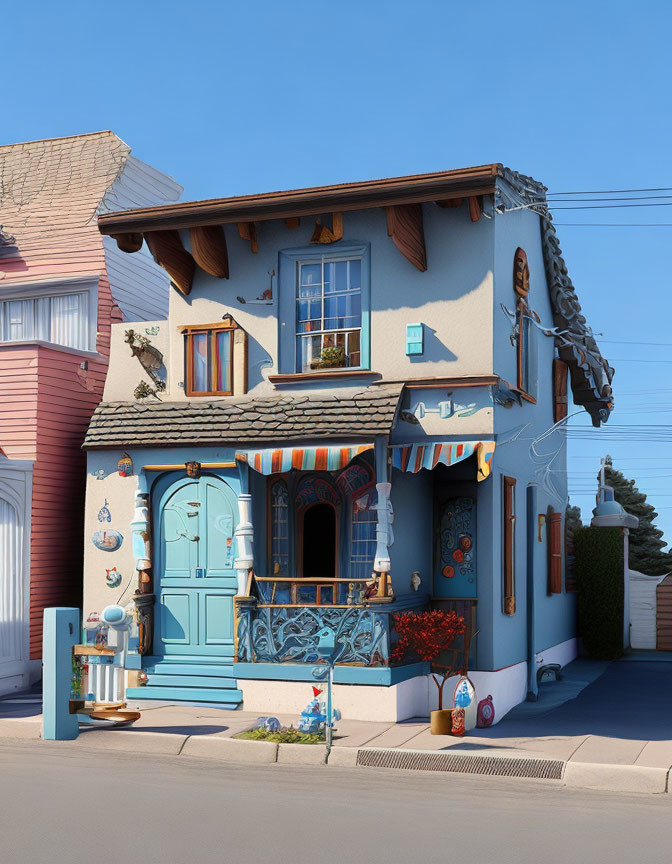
[81,164,612,722]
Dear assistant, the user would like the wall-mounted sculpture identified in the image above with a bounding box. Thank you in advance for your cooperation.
[125,329,166,394]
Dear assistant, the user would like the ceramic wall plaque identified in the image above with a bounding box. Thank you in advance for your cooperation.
[92,530,123,552]
[105,567,122,588]
[118,453,133,477]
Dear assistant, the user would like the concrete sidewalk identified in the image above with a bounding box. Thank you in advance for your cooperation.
[2,658,671,794]
[1,700,671,794]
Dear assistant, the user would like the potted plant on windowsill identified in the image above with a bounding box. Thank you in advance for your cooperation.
[391,610,465,735]
[310,346,346,370]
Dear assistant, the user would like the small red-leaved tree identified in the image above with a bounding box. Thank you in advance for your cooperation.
[391,610,466,710]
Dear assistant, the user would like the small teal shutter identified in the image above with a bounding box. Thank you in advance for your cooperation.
[406,323,424,355]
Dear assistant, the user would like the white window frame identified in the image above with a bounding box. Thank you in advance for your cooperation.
[0,277,98,353]
[295,255,364,373]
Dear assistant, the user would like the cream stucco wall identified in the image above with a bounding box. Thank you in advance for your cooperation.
[82,463,141,622]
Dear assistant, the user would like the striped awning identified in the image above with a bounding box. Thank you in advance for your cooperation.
[236,444,374,475]
[391,441,495,481]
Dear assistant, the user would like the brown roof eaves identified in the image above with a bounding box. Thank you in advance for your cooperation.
[98,164,502,234]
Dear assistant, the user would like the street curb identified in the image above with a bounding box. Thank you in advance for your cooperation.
[564,761,670,794]
[2,727,671,793]
[0,718,42,740]
[182,736,279,763]
[278,743,327,765]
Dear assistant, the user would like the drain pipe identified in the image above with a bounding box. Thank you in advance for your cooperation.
[526,485,538,701]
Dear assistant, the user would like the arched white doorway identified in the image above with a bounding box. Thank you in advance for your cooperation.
[0,496,22,667]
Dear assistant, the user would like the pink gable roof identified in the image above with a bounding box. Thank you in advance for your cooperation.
[0,131,131,284]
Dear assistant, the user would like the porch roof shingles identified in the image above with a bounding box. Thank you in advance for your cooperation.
[83,384,404,449]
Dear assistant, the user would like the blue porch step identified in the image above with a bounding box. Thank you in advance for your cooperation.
[127,655,242,706]
[126,686,242,705]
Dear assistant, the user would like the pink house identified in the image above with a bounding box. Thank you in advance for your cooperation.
[0,132,181,694]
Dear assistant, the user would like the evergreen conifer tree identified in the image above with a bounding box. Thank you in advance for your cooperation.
[600,456,672,575]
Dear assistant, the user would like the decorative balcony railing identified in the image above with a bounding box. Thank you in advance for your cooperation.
[236,604,392,666]
[253,576,374,607]
[236,574,397,667]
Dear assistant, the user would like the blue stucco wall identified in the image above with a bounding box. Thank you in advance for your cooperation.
[481,207,575,672]
[389,468,433,604]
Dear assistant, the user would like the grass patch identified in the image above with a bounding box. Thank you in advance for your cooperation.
[235,727,325,745]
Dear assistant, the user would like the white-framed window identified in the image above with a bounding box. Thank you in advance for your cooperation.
[0,292,90,351]
[296,257,362,373]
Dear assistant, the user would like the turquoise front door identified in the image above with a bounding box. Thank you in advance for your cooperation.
[156,475,238,657]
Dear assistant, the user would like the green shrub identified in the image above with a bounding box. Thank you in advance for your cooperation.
[234,727,324,745]
[575,526,624,660]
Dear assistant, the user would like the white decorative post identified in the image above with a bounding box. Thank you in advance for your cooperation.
[233,493,254,597]
[374,481,393,572]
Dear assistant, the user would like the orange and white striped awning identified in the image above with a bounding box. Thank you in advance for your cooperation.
[235,443,373,475]
[391,441,495,481]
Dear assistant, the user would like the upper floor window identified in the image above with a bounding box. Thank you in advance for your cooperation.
[296,257,362,372]
[0,292,89,351]
[184,324,233,396]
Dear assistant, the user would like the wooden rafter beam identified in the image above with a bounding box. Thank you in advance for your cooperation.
[112,232,144,253]
[238,222,258,253]
[468,196,483,222]
[385,204,427,271]
[144,230,195,296]
[189,225,229,279]
[285,217,300,229]
[435,198,463,209]
[310,212,343,244]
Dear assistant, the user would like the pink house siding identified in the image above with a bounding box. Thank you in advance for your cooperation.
[0,133,179,667]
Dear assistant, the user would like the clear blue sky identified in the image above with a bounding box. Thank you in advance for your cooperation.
[4,1,672,539]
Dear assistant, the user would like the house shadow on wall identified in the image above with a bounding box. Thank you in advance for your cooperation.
[409,325,457,364]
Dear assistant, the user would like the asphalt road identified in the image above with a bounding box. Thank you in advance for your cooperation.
[1,742,670,864]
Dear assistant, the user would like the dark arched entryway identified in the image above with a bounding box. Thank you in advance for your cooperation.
[302,502,336,579]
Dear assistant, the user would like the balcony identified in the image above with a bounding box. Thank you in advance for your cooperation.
[236,575,398,667]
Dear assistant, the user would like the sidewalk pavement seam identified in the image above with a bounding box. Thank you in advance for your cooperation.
[566,735,590,761]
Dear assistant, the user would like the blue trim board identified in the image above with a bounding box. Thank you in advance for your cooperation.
[233,661,429,686]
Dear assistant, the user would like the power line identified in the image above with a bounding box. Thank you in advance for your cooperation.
[549,202,672,210]
[556,220,672,231]
[547,186,672,195]
[550,195,672,202]
[599,339,672,346]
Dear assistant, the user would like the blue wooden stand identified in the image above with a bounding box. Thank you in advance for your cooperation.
[43,607,80,741]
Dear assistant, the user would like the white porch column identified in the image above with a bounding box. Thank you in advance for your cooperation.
[233,492,254,597]
[373,437,393,573]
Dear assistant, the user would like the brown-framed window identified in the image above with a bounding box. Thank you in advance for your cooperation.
[503,476,517,615]
[513,248,537,401]
[548,510,563,594]
[184,323,234,396]
[553,358,569,422]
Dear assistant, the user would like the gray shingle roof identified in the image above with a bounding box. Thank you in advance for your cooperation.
[83,384,404,449]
